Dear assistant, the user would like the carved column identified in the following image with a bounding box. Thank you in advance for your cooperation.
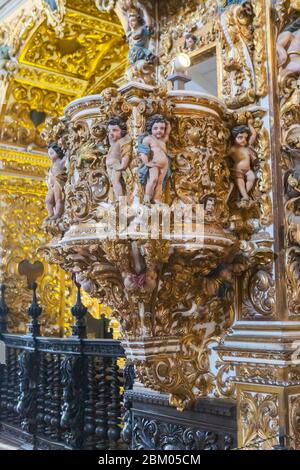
[218,0,300,449]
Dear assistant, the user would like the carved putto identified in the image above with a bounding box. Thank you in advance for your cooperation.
[106,116,132,200]
[277,18,300,82]
[228,121,257,204]
[45,142,67,222]
[183,33,197,51]
[138,114,172,204]
[119,1,156,84]
[0,44,16,77]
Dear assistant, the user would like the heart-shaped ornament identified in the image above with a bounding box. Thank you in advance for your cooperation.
[18,260,44,285]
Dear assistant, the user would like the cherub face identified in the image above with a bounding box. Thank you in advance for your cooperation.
[108,124,122,142]
[185,37,196,50]
[243,2,253,16]
[151,122,166,140]
[129,16,139,29]
[205,198,215,212]
[219,267,232,282]
[235,132,249,147]
[48,147,60,162]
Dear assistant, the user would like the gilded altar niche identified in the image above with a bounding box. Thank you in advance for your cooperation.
[158,0,267,106]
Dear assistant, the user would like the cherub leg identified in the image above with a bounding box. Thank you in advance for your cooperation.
[111,170,124,199]
[246,170,256,194]
[144,167,159,203]
[235,175,249,200]
[153,165,168,203]
[53,183,64,219]
[45,189,55,219]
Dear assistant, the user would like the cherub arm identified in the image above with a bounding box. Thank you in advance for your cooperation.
[138,135,151,164]
[162,121,171,143]
[277,31,292,67]
[119,5,130,33]
[248,119,257,146]
[137,1,153,30]
[227,146,235,160]
[114,137,132,171]
[114,154,131,171]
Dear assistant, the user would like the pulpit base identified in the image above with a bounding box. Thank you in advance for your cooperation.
[122,389,237,450]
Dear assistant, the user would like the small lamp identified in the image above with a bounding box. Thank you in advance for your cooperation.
[167,53,191,90]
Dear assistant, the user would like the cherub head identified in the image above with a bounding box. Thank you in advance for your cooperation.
[231,125,251,148]
[75,273,93,294]
[184,33,197,51]
[241,1,253,16]
[144,268,157,292]
[0,44,10,60]
[204,196,215,213]
[47,142,64,162]
[146,114,168,140]
[107,116,127,143]
[128,13,143,30]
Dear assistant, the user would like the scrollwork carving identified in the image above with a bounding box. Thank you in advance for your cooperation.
[220,1,268,108]
[239,391,279,449]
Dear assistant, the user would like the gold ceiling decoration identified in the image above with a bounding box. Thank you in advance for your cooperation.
[0,0,127,336]
[0,0,128,149]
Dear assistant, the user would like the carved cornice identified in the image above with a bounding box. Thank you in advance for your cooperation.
[0,147,48,179]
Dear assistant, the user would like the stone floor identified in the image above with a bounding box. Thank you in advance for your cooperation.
[0,440,18,450]
[0,433,20,450]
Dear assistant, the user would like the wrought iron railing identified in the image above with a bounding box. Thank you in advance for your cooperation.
[0,276,130,451]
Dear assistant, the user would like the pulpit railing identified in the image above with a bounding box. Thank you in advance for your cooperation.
[0,278,129,451]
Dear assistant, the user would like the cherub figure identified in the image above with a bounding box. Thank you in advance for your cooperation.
[122,268,157,294]
[228,121,257,202]
[45,142,66,221]
[184,33,197,52]
[123,3,155,65]
[0,43,16,78]
[203,195,216,223]
[277,18,300,81]
[138,114,172,204]
[106,117,131,200]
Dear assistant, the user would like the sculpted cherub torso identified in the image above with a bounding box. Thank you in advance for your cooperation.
[141,135,168,168]
[107,136,129,170]
[138,117,171,203]
[229,122,257,202]
[45,144,66,221]
[229,144,254,173]
[106,119,131,200]
[277,24,300,79]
